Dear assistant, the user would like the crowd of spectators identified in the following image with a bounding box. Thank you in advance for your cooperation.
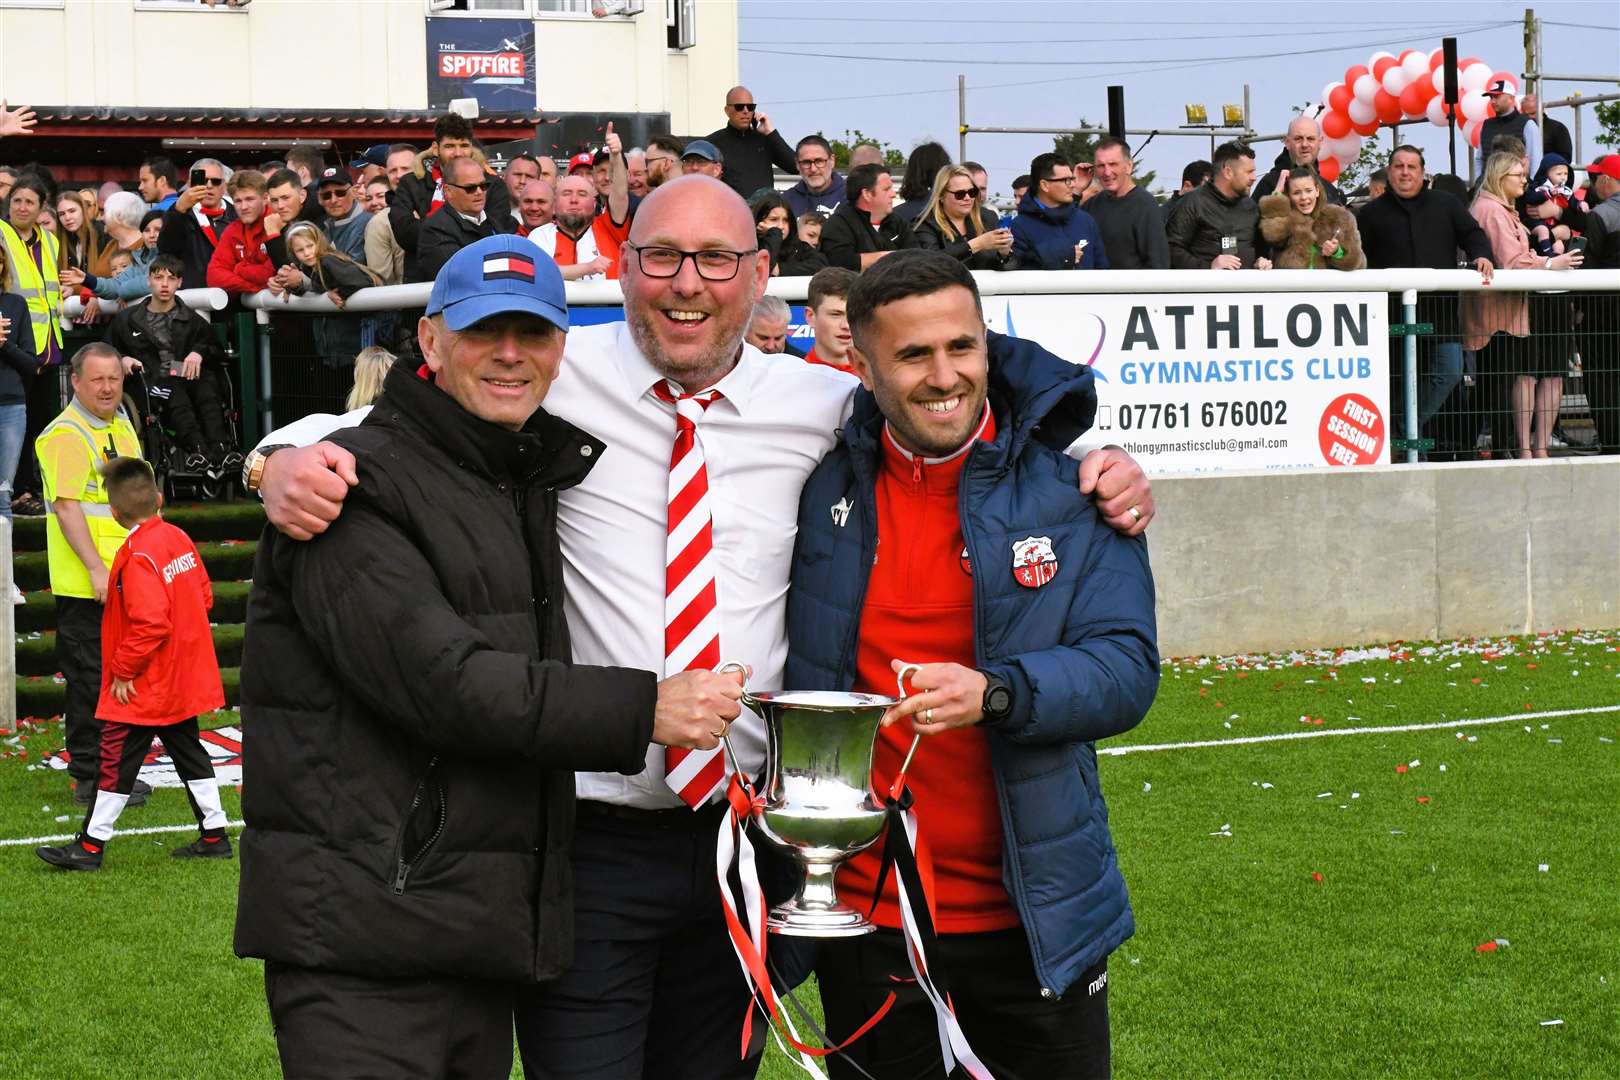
[2,73,1618,527]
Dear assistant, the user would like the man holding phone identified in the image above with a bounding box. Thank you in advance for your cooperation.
[158,158,237,289]
[705,85,798,201]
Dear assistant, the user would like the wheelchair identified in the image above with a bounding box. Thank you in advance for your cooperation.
[120,361,243,502]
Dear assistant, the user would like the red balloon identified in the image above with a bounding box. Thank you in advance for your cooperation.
[1373,56,1398,80]
[1397,48,1417,63]
[1398,82,1428,117]
[1344,64,1370,88]
[1351,117,1380,137]
[1415,77,1438,103]
[1373,89,1403,125]
[1328,84,1354,114]
[1428,48,1445,71]
[1318,157,1342,183]
[1321,109,1352,139]
[1467,123,1483,148]
[1458,56,1482,71]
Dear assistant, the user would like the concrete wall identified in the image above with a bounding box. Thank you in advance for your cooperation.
[1149,458,1620,658]
[0,0,737,133]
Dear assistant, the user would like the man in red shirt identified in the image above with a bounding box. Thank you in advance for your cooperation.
[207,169,274,294]
[528,123,630,281]
[37,457,230,871]
[798,250,1159,1079]
[803,266,856,371]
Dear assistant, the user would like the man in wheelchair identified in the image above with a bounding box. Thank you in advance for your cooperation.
[103,255,239,478]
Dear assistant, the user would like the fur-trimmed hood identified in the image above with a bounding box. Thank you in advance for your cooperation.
[1258,195,1365,271]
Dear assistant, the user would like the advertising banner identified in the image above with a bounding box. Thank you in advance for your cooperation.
[983,293,1389,472]
[426,18,537,112]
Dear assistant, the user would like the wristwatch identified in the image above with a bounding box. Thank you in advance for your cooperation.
[978,671,1013,726]
[242,443,292,495]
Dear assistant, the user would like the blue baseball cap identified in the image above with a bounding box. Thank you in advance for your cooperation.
[426,234,569,333]
[681,139,722,163]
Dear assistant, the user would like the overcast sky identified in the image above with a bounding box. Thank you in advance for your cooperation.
[736,0,1620,195]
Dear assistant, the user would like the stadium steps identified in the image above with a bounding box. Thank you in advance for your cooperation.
[10,501,263,718]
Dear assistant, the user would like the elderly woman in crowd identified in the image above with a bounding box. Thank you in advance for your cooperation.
[912,164,1015,270]
[1258,168,1364,270]
[1464,150,1584,458]
[749,192,827,277]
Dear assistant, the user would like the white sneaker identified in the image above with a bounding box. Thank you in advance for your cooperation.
[10,584,23,605]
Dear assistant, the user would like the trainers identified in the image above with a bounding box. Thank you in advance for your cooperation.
[183,451,210,474]
[172,834,233,860]
[36,840,103,871]
[10,584,23,605]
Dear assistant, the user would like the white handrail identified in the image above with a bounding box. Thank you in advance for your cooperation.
[234,268,1620,316]
[63,287,229,320]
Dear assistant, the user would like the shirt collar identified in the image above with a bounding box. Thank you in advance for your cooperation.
[613,323,762,417]
[69,398,115,430]
[882,402,993,466]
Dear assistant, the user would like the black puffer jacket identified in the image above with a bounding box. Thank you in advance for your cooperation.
[235,363,657,983]
[1165,182,1261,268]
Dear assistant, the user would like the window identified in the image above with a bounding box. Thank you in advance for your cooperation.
[133,0,252,8]
[665,0,694,49]
[430,0,644,15]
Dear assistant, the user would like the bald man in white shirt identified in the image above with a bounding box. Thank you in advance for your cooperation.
[249,176,1154,1080]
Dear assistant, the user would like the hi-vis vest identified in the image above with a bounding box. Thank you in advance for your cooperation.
[0,219,63,359]
[38,400,142,599]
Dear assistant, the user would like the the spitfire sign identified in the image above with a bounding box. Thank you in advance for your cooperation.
[426,18,537,111]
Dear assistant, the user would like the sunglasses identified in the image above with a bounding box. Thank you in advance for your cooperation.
[201,177,225,187]
[448,181,492,193]
[729,103,758,112]
[317,188,351,200]
[946,187,980,200]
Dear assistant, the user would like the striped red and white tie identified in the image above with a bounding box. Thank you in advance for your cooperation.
[653,379,728,808]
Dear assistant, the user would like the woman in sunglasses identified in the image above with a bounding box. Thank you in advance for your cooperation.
[912,165,1015,271]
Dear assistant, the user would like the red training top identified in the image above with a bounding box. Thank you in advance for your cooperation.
[207,218,274,294]
[97,517,225,726]
[803,347,854,374]
[836,406,1019,934]
[553,212,633,279]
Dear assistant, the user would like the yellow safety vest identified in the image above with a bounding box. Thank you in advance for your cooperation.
[0,219,62,358]
[38,400,142,599]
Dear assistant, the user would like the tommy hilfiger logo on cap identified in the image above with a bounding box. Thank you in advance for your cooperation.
[483,253,536,282]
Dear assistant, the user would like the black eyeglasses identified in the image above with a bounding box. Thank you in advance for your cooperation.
[624,244,758,281]
[1042,174,1077,185]
[728,103,758,112]
[797,156,830,169]
[448,181,492,193]
[946,187,980,200]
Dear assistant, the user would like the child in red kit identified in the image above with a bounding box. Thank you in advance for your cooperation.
[37,458,228,872]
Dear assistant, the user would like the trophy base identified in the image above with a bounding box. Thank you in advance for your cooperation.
[767,902,876,939]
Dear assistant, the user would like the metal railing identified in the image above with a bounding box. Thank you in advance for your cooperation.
[71,268,1620,467]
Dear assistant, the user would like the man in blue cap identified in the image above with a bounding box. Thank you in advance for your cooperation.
[233,235,743,1079]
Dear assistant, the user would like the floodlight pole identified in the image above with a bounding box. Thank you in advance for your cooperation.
[958,74,967,162]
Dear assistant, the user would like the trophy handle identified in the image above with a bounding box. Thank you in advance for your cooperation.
[894,663,924,783]
[714,660,752,780]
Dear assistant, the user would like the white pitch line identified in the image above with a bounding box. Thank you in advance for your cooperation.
[0,819,245,849]
[1100,704,1620,757]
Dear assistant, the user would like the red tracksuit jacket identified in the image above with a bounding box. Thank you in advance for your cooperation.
[97,517,225,726]
[206,217,274,294]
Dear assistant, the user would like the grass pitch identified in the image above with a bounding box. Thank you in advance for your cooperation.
[1,630,1616,1079]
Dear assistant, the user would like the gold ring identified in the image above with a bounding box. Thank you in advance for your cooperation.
[924,708,935,725]
[1127,505,1141,521]
[710,726,727,738]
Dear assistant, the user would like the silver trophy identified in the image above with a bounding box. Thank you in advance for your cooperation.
[719,663,906,937]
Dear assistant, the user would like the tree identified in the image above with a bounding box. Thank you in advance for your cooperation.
[1051,119,1156,190]
[823,130,905,172]
[1595,99,1620,149]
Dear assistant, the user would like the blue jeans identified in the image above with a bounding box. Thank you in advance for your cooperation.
[1418,340,1464,427]
[0,402,26,521]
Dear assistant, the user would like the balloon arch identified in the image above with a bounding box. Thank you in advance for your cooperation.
[1312,47,1519,182]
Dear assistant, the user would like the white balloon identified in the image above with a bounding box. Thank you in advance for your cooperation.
[1326,134,1361,161]
[1426,95,1450,127]
[1460,62,1492,91]
[1369,51,1397,64]
[1348,98,1377,125]
[1354,73,1380,102]
[1381,65,1409,96]
[1460,93,1490,123]
[1431,67,1449,94]
[1402,51,1431,82]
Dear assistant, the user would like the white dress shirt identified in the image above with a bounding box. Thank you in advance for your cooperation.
[548,323,855,806]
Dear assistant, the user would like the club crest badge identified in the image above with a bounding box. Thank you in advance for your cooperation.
[1011,536,1058,588]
